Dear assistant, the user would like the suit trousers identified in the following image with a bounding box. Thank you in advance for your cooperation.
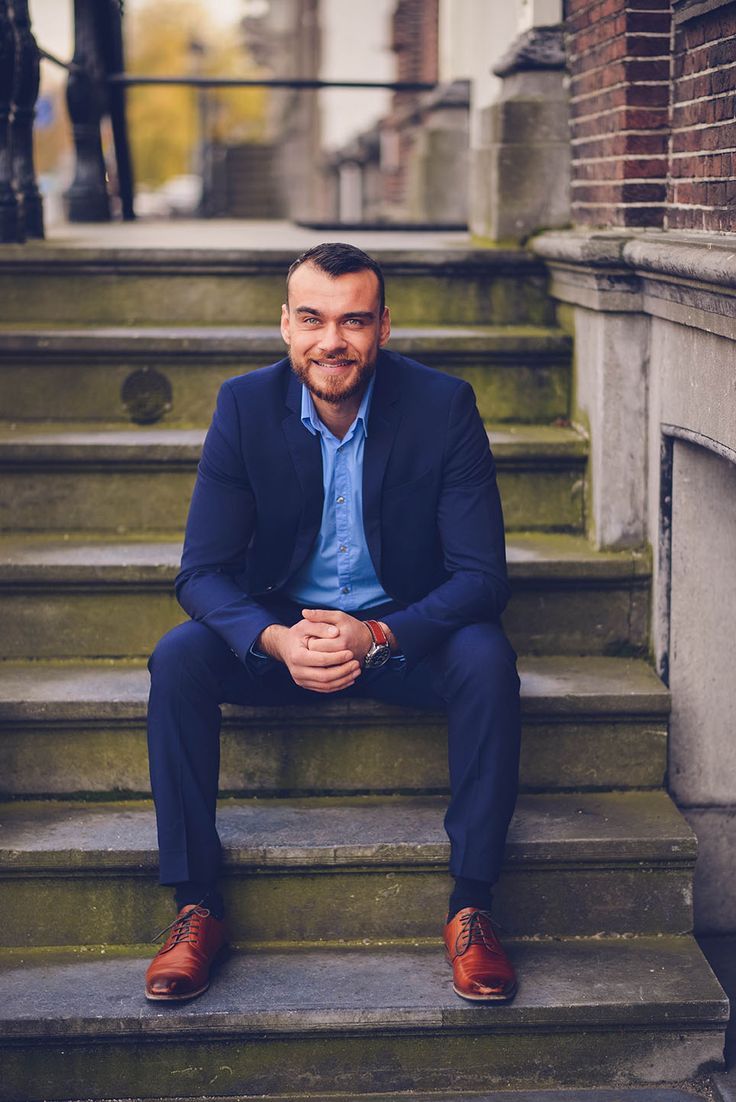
[147,610,521,889]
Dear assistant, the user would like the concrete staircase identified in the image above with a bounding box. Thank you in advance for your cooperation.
[0,235,727,1101]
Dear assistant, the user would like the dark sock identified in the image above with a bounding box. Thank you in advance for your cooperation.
[174,882,225,920]
[447,876,493,921]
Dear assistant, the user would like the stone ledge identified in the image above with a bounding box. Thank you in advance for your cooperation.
[533,230,736,291]
[673,0,736,24]
[532,230,736,327]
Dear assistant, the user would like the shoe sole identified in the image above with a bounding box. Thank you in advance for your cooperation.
[144,944,229,1003]
[452,981,518,1003]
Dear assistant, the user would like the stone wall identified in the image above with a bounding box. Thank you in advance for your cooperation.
[532,230,736,933]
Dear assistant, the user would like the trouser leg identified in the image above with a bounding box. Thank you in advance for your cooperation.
[360,621,521,885]
[439,623,521,882]
[147,619,263,886]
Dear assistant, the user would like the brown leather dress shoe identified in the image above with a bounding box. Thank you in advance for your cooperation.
[145,905,227,1001]
[444,907,517,1002]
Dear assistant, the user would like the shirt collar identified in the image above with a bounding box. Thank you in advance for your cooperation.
[300,372,376,440]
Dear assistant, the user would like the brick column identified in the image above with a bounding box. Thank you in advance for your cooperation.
[566,0,672,228]
[668,1,736,231]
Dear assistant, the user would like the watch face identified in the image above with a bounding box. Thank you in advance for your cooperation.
[365,643,391,668]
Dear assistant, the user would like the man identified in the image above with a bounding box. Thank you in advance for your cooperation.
[145,242,521,1003]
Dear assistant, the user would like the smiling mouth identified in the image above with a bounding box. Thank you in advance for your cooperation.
[312,359,356,369]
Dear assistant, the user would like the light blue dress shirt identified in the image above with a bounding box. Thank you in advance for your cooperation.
[284,376,391,611]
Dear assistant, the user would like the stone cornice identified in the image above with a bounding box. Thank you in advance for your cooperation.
[672,0,736,25]
[531,230,736,335]
[493,25,567,78]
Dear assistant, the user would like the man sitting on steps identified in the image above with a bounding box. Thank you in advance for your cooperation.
[145,241,522,1003]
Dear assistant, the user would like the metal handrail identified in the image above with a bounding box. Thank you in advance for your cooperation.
[38,48,77,72]
[107,74,436,91]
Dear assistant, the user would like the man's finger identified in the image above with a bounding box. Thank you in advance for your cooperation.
[297,621,340,640]
[298,670,361,693]
[307,636,350,654]
[299,648,354,668]
[302,608,344,625]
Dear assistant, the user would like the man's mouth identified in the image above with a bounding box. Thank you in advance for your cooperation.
[312,358,355,370]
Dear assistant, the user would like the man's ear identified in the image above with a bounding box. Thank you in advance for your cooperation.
[379,307,391,347]
[280,303,290,345]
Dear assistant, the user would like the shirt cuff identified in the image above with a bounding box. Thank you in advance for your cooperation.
[246,639,276,674]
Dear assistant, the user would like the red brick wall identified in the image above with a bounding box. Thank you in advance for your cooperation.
[567,0,672,228]
[668,5,736,231]
[392,0,438,85]
[381,0,439,211]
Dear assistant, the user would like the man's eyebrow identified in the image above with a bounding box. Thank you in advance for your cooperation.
[293,307,376,319]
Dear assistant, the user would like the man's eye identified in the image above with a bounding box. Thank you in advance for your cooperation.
[345,318,364,326]
[302,317,320,325]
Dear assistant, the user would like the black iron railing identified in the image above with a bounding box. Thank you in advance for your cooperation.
[0,1,438,243]
[0,0,43,242]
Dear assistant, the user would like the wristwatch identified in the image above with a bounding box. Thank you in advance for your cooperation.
[363,619,392,668]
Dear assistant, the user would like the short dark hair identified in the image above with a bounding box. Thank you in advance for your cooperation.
[286,242,385,313]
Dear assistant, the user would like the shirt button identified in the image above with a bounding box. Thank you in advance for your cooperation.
[339,545,347,553]
[336,496,345,504]
[341,586,350,594]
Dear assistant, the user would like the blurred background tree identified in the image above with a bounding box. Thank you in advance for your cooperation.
[126,0,268,188]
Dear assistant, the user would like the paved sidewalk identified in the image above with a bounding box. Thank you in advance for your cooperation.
[45,218,474,253]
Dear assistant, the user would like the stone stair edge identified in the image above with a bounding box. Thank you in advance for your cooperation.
[0,245,547,273]
[0,323,573,353]
[0,531,651,586]
[0,422,588,460]
[0,1087,711,1102]
[0,791,696,874]
[0,653,670,722]
[0,938,726,1041]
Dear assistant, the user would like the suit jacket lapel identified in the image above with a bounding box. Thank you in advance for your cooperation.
[281,368,324,579]
[364,352,401,578]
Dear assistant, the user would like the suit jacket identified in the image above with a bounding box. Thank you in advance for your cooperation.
[176,349,510,669]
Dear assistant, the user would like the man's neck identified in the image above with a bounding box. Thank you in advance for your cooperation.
[310,392,363,440]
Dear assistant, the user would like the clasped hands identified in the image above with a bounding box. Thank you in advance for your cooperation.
[257,609,375,693]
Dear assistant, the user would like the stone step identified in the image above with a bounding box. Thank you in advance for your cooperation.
[0,422,587,534]
[0,791,695,946]
[0,325,572,425]
[0,533,649,659]
[0,655,669,798]
[0,938,726,1099]
[0,244,555,326]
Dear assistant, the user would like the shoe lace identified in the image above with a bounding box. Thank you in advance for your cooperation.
[454,909,504,958]
[151,902,210,946]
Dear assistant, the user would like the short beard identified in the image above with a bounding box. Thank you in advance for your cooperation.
[289,354,375,406]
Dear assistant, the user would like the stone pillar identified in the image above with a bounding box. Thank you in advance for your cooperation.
[405,80,469,224]
[472,25,569,241]
[532,232,649,550]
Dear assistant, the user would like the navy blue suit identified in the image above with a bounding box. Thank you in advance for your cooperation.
[148,350,521,889]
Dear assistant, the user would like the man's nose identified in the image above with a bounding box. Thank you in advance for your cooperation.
[318,322,347,353]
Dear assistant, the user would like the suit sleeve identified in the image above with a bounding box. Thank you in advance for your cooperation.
[174,381,282,659]
[382,380,510,667]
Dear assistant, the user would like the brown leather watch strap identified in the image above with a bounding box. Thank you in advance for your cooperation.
[364,619,389,646]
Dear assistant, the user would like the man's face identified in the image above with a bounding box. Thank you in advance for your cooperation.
[280,263,390,405]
